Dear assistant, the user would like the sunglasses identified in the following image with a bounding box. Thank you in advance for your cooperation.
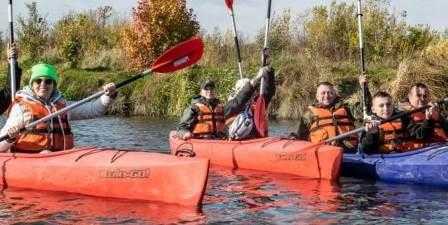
[34,78,54,85]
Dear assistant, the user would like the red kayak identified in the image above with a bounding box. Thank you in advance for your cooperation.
[169,131,342,180]
[0,147,209,206]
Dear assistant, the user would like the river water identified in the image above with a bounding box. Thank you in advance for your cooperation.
[1,117,448,224]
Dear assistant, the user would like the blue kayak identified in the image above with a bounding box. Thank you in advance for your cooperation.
[342,143,448,187]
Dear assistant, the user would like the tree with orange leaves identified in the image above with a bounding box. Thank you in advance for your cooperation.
[122,0,200,70]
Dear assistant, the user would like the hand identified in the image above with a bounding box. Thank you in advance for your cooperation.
[251,66,270,86]
[181,131,193,140]
[6,125,22,142]
[261,48,271,65]
[365,120,380,133]
[359,75,368,86]
[426,102,439,120]
[103,83,117,97]
[7,43,18,60]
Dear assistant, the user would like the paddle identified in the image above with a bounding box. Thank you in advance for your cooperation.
[0,36,204,142]
[356,0,370,119]
[8,0,17,101]
[225,0,243,79]
[296,97,448,151]
[253,0,272,137]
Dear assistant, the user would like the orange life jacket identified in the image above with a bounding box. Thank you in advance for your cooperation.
[308,106,358,147]
[378,119,423,153]
[411,111,448,142]
[11,95,74,153]
[192,102,225,138]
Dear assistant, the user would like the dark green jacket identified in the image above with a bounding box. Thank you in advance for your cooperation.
[177,82,254,138]
[0,62,22,114]
[289,99,361,150]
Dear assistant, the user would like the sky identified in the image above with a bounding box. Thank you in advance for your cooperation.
[0,0,447,39]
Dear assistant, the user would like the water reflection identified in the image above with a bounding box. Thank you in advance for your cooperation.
[204,167,341,224]
[0,187,204,224]
[0,117,447,224]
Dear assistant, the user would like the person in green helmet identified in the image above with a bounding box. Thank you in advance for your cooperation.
[0,63,117,153]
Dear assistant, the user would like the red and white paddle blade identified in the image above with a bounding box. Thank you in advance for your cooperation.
[151,36,204,73]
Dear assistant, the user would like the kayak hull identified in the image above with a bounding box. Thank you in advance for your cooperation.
[342,143,448,187]
[169,131,342,180]
[0,147,209,206]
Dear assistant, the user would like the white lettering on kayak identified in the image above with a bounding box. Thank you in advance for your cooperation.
[275,152,307,161]
[99,168,151,179]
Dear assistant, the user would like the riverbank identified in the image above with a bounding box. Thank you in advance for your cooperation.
[1,42,447,120]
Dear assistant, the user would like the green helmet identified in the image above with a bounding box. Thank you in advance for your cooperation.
[29,63,59,86]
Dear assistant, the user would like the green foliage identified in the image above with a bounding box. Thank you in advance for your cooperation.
[7,0,447,120]
[16,2,49,61]
[130,66,237,118]
[52,6,115,68]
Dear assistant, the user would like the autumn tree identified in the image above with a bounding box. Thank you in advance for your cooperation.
[121,0,200,70]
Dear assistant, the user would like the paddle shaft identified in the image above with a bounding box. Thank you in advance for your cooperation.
[228,8,243,79]
[356,0,369,119]
[262,0,272,66]
[8,0,17,102]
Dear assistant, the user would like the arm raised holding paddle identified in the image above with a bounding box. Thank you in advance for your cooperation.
[0,44,22,115]
[0,63,117,153]
[0,37,204,153]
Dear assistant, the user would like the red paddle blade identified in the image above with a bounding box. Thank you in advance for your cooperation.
[151,36,204,73]
[253,95,268,137]
[225,0,233,10]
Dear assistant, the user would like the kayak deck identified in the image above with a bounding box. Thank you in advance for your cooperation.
[343,143,448,187]
[0,147,209,206]
[169,131,342,180]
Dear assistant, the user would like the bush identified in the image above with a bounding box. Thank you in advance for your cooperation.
[52,6,115,68]
[121,0,200,70]
[390,39,448,101]
[16,2,49,61]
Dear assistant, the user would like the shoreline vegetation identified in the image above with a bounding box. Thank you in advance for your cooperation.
[0,0,447,119]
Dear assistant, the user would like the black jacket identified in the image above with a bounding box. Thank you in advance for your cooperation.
[359,111,432,154]
[0,62,22,114]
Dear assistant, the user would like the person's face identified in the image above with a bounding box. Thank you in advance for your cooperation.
[316,85,336,106]
[200,86,216,100]
[372,97,393,119]
[408,87,429,108]
[32,77,54,100]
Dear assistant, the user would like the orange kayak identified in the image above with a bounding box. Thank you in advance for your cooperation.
[0,147,209,206]
[169,131,342,180]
